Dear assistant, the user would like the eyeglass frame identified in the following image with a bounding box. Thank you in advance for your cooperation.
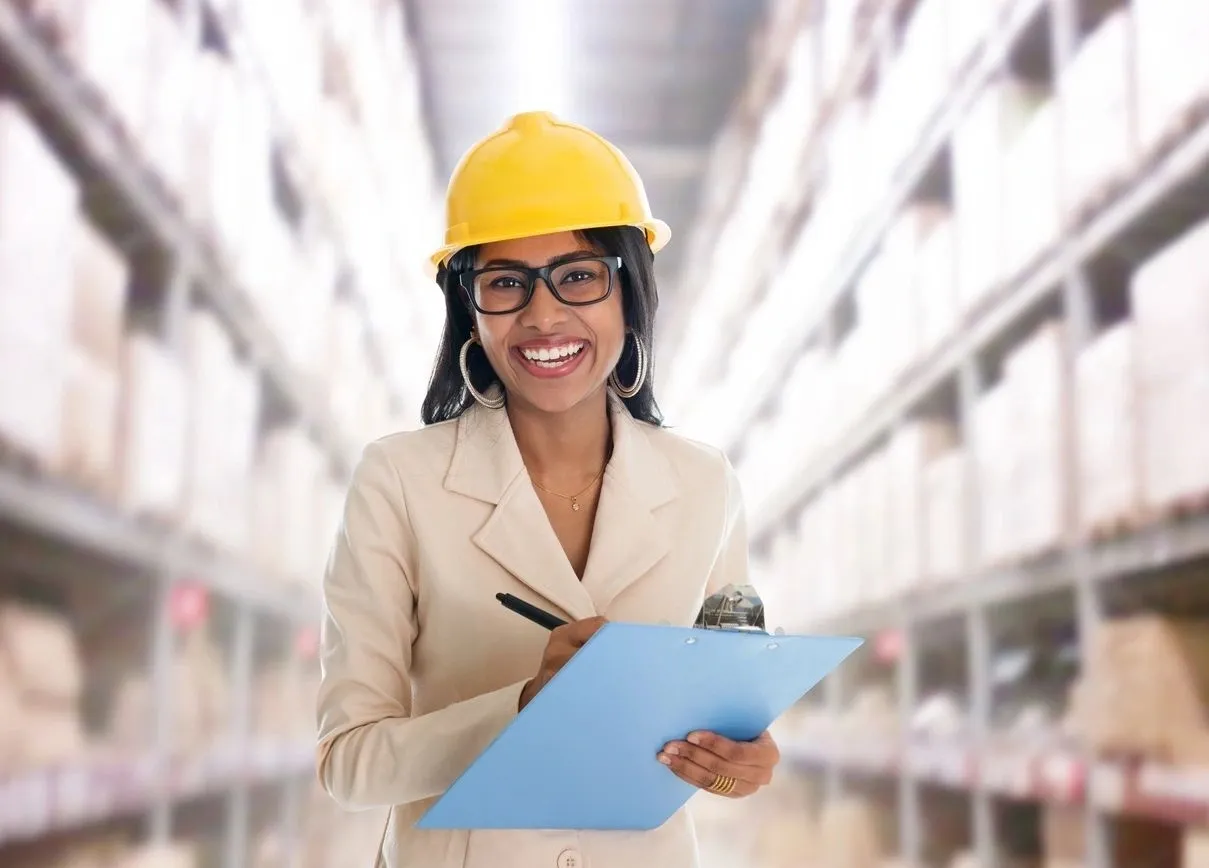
[457,255,624,315]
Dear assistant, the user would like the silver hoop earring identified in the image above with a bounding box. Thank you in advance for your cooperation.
[609,335,648,399]
[459,337,505,409]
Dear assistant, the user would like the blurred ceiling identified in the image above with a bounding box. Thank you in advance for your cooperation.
[400,0,772,289]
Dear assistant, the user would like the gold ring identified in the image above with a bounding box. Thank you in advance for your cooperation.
[707,774,736,796]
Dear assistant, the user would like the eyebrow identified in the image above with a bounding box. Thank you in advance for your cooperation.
[480,249,600,269]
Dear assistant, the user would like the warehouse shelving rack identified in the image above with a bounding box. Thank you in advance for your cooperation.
[198,0,417,416]
[696,0,1209,866]
[0,2,413,865]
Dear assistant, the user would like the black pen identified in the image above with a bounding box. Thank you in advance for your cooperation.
[496,592,567,631]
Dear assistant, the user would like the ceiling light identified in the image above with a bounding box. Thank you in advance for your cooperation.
[507,0,570,116]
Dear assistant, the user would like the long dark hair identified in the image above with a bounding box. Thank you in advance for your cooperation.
[420,225,664,427]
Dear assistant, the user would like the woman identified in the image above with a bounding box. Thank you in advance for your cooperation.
[316,111,781,868]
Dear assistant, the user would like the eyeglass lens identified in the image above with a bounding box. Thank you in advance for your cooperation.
[472,258,613,313]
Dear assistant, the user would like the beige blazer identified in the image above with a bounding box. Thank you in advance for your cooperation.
[316,394,752,868]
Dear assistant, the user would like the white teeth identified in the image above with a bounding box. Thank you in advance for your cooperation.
[520,343,584,364]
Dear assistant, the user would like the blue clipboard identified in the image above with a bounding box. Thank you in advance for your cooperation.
[416,622,862,831]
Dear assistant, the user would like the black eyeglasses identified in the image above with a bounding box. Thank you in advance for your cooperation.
[459,255,622,315]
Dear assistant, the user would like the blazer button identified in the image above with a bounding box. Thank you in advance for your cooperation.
[556,848,582,868]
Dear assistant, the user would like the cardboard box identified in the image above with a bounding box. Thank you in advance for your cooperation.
[916,215,959,354]
[887,420,960,593]
[141,0,196,195]
[0,335,68,469]
[259,427,327,582]
[1005,322,1072,557]
[925,448,969,583]
[1059,7,1137,217]
[1131,219,1209,508]
[1071,615,1209,759]
[974,383,1017,565]
[0,601,86,770]
[117,333,188,518]
[62,348,120,496]
[1133,0,1209,152]
[71,217,128,367]
[0,100,79,330]
[952,77,1047,309]
[180,312,261,551]
[1075,323,1141,532]
[1002,100,1061,277]
[64,0,152,135]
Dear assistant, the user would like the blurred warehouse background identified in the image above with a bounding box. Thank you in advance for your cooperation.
[1,0,1208,866]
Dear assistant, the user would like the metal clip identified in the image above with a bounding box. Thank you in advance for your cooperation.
[693,583,767,633]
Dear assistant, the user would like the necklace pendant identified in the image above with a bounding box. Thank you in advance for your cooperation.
[571,498,581,512]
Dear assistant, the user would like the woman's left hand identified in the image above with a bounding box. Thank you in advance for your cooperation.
[657,730,780,798]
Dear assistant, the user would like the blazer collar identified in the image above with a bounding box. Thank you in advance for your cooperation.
[445,392,678,619]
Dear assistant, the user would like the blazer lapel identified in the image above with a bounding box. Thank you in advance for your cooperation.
[581,395,678,613]
[444,400,597,622]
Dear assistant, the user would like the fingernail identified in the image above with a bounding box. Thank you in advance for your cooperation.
[665,744,679,756]
[658,754,671,765]
[687,733,703,745]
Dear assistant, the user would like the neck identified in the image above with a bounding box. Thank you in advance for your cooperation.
[508,388,612,485]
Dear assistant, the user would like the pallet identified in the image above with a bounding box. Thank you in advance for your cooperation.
[1085,510,1148,545]
[0,436,50,480]
[1145,94,1209,165]
[129,509,177,536]
[1067,170,1134,233]
[1157,490,1209,524]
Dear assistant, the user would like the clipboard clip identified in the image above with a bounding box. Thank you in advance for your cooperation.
[692,583,770,634]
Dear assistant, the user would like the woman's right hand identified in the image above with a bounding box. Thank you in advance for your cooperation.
[518,616,608,710]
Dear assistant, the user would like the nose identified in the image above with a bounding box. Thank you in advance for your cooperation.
[519,275,568,330]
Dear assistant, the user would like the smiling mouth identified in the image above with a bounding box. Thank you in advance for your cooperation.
[517,341,586,369]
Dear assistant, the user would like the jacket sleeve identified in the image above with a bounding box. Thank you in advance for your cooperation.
[705,451,752,597]
[315,440,528,811]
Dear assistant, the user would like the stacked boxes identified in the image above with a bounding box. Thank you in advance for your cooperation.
[1065,615,1209,763]
[915,211,960,356]
[61,0,152,136]
[181,312,261,552]
[1001,98,1060,276]
[974,382,1016,566]
[250,427,329,584]
[1058,7,1138,218]
[951,77,1047,310]
[1132,0,1209,152]
[1005,322,1073,558]
[141,0,193,195]
[62,218,127,495]
[1075,323,1140,533]
[923,447,969,584]
[117,334,190,518]
[1131,217,1209,511]
[886,419,959,595]
[0,601,86,772]
[0,101,79,469]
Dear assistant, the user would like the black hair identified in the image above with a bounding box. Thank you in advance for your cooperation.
[420,225,664,427]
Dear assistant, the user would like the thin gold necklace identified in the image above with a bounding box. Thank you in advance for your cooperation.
[531,466,606,512]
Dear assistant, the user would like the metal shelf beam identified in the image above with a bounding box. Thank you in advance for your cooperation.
[808,511,1209,638]
[0,468,317,622]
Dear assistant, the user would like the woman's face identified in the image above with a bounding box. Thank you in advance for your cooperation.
[471,231,626,416]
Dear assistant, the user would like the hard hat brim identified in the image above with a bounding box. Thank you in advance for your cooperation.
[429,217,671,271]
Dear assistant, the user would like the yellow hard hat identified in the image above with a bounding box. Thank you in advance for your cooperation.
[429,111,671,269]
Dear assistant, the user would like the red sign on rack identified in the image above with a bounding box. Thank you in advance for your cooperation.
[874,628,904,663]
[295,626,319,660]
[169,583,210,631]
